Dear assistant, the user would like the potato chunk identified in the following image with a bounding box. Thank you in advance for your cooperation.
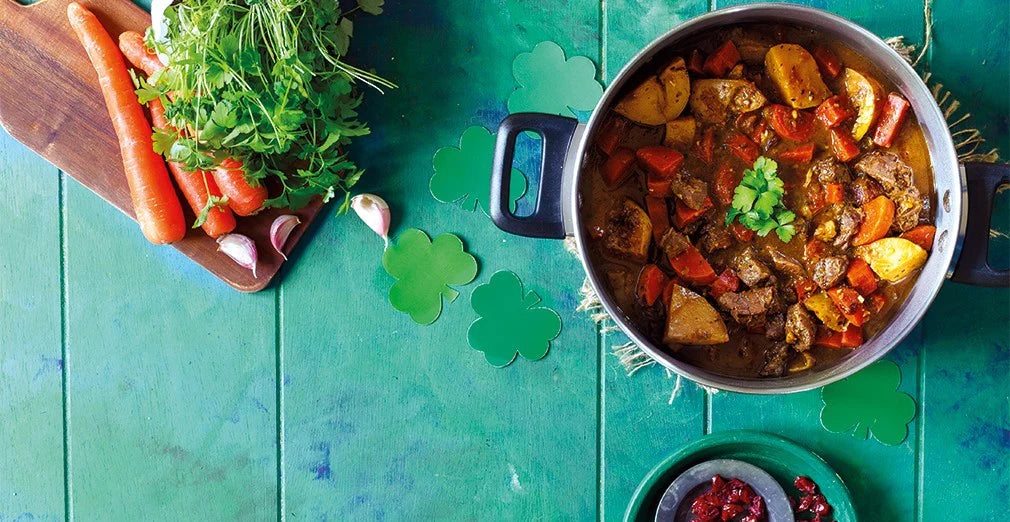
[855,237,927,281]
[803,291,847,332]
[614,77,666,126]
[603,198,653,262]
[688,79,767,123]
[663,284,729,346]
[663,116,696,149]
[660,57,690,120]
[842,68,885,140]
[765,44,832,109]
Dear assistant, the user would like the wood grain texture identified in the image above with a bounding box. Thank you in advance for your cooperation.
[0,0,323,292]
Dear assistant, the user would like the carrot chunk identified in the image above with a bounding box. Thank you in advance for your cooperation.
[829,128,860,162]
[708,269,740,299]
[645,196,670,242]
[602,148,636,188]
[872,93,910,147]
[779,143,815,164]
[673,196,713,229]
[825,183,845,204]
[846,258,878,296]
[713,164,739,205]
[815,95,853,128]
[812,45,843,79]
[726,131,759,163]
[900,225,936,251]
[669,246,718,286]
[702,40,741,77]
[637,264,669,307]
[852,195,895,246]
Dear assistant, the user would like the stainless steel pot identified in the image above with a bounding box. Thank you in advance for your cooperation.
[488,3,1009,394]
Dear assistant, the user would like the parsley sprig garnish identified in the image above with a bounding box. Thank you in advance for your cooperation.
[725,157,797,243]
[143,0,395,215]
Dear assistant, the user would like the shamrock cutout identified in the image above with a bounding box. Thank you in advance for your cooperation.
[383,229,479,325]
[467,271,562,367]
[431,126,527,215]
[508,41,604,119]
[820,360,917,446]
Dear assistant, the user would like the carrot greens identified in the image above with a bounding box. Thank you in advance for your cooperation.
[144,0,394,213]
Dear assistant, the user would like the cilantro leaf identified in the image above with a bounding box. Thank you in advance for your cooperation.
[725,156,798,243]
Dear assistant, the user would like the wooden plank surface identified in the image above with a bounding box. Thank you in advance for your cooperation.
[0,0,324,292]
[0,0,1007,520]
[0,131,65,520]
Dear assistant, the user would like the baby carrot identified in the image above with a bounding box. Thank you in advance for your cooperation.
[68,3,185,244]
[149,99,237,238]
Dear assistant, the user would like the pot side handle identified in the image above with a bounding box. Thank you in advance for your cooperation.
[490,113,579,239]
[950,162,1010,286]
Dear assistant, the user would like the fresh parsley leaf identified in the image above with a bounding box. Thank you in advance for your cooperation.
[357,0,385,15]
[725,156,798,243]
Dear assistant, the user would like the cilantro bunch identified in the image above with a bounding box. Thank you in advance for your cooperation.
[144,0,394,213]
[725,157,797,243]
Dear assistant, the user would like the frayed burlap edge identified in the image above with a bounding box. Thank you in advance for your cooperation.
[570,36,1002,401]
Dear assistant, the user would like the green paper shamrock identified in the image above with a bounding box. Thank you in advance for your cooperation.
[467,271,562,367]
[508,41,604,119]
[382,229,479,325]
[820,360,917,446]
[431,126,527,215]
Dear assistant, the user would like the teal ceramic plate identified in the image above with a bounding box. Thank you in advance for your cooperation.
[624,430,855,522]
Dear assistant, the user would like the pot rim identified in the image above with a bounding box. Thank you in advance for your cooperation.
[570,2,961,394]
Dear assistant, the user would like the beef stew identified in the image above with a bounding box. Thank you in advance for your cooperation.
[584,24,935,378]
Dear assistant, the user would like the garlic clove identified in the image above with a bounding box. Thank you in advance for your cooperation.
[350,193,391,247]
[217,233,258,278]
[270,214,301,260]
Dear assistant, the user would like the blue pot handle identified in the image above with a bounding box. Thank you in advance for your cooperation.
[490,113,579,239]
[950,162,1010,286]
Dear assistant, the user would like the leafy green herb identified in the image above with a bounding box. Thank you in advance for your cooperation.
[145,0,395,213]
[725,156,797,243]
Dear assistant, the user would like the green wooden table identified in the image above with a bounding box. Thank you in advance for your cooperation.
[2,0,1007,520]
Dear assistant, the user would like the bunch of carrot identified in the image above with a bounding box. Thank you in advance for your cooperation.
[67,3,266,243]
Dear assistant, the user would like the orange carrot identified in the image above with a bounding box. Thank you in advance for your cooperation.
[852,195,895,246]
[900,225,936,251]
[213,159,268,216]
[118,31,163,77]
[149,99,236,238]
[116,32,265,220]
[68,2,185,244]
[118,35,236,238]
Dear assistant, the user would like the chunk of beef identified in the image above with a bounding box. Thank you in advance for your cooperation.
[670,176,710,210]
[764,246,807,279]
[851,175,885,206]
[812,255,849,289]
[766,313,786,341]
[785,303,816,351]
[659,228,691,259]
[778,277,799,305]
[700,222,733,253]
[811,157,851,184]
[730,247,772,287]
[855,151,912,193]
[833,205,862,248]
[759,342,790,377]
[892,186,926,232]
[716,286,775,322]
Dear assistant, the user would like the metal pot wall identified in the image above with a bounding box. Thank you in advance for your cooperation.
[488,3,1009,394]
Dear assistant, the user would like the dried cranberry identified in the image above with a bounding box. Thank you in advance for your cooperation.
[691,493,721,521]
[711,474,727,493]
[812,516,823,522]
[794,476,817,495]
[812,500,833,516]
[797,494,814,512]
[740,516,759,522]
[720,502,745,520]
[749,495,766,517]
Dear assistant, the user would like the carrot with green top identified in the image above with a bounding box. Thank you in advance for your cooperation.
[119,34,236,238]
[119,30,267,217]
[68,2,185,244]
[149,99,237,238]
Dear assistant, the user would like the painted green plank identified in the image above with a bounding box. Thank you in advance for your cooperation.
[706,2,923,520]
[600,1,709,519]
[63,183,279,520]
[280,1,600,518]
[922,0,1010,518]
[0,129,65,520]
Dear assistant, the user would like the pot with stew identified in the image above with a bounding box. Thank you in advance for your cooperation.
[489,3,1009,393]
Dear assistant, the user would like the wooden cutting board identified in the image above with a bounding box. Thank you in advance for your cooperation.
[0,0,325,292]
